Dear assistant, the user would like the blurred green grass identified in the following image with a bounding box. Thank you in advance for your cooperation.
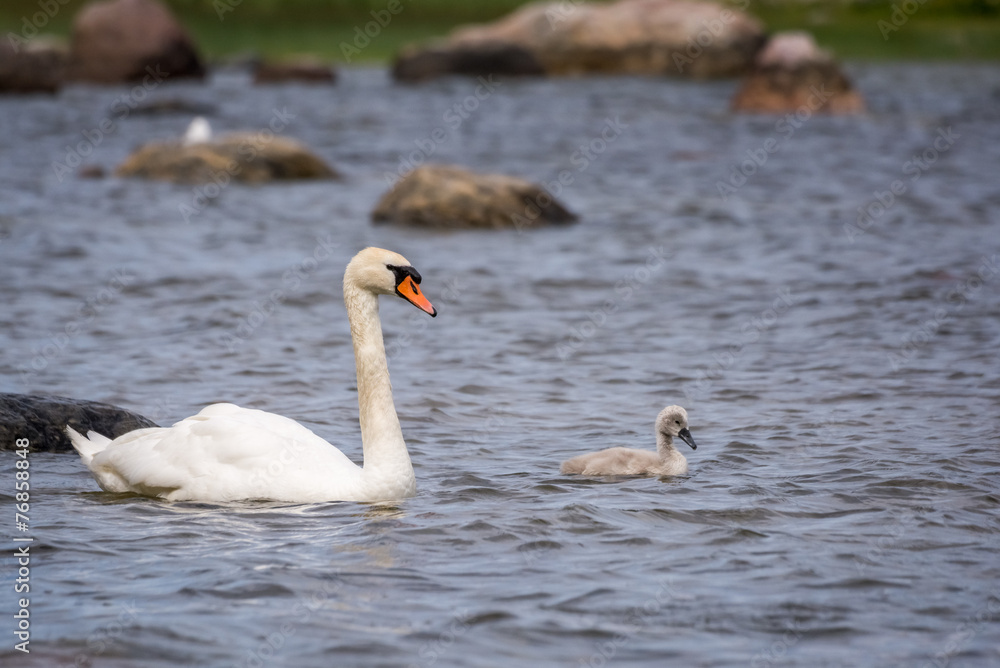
[3,0,999,62]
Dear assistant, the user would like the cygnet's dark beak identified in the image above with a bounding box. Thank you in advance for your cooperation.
[678,428,697,450]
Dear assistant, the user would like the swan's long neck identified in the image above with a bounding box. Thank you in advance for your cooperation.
[344,283,414,491]
[656,432,680,461]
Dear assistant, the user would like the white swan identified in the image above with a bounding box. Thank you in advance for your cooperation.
[182,116,212,146]
[560,405,697,477]
[67,247,437,503]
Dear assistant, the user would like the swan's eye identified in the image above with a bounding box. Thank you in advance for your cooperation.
[675,420,681,425]
[387,264,421,285]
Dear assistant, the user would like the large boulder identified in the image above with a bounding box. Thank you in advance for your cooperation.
[0,393,158,452]
[372,164,578,230]
[69,0,205,84]
[0,39,67,93]
[393,0,765,81]
[116,133,338,184]
[731,31,865,114]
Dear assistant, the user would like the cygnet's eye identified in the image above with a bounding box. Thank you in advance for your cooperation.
[675,420,681,425]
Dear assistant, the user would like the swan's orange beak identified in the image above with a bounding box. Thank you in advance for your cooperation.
[396,276,437,317]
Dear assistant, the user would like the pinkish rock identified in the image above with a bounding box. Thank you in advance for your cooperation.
[69,0,204,84]
[731,31,865,114]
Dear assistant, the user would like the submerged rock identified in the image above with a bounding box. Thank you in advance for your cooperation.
[372,164,577,230]
[131,99,218,116]
[69,0,205,84]
[393,0,765,81]
[78,164,106,179]
[116,133,338,184]
[731,31,865,114]
[393,43,545,82]
[0,393,158,452]
[253,59,337,85]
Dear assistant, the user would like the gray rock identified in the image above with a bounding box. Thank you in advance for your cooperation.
[0,40,67,94]
[373,164,577,230]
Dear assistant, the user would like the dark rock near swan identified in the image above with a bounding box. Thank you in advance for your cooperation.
[68,0,205,84]
[0,393,158,452]
[372,164,578,230]
[731,31,865,114]
[391,0,765,82]
[115,133,338,184]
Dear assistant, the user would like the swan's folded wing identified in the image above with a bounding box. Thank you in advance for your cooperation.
[90,405,361,501]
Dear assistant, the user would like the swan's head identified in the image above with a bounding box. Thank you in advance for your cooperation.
[345,247,437,317]
[655,405,696,450]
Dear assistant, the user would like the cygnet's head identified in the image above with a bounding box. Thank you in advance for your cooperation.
[655,405,697,450]
[344,247,437,316]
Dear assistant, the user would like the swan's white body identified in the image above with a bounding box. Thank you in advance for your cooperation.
[68,248,436,503]
[560,405,698,477]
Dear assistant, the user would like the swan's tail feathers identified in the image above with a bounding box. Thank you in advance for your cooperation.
[66,426,112,466]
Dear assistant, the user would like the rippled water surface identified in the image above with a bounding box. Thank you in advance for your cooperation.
[1,64,999,667]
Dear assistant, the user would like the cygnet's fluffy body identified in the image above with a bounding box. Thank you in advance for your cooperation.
[560,405,697,477]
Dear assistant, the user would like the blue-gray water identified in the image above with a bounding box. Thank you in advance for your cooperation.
[1,63,999,667]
